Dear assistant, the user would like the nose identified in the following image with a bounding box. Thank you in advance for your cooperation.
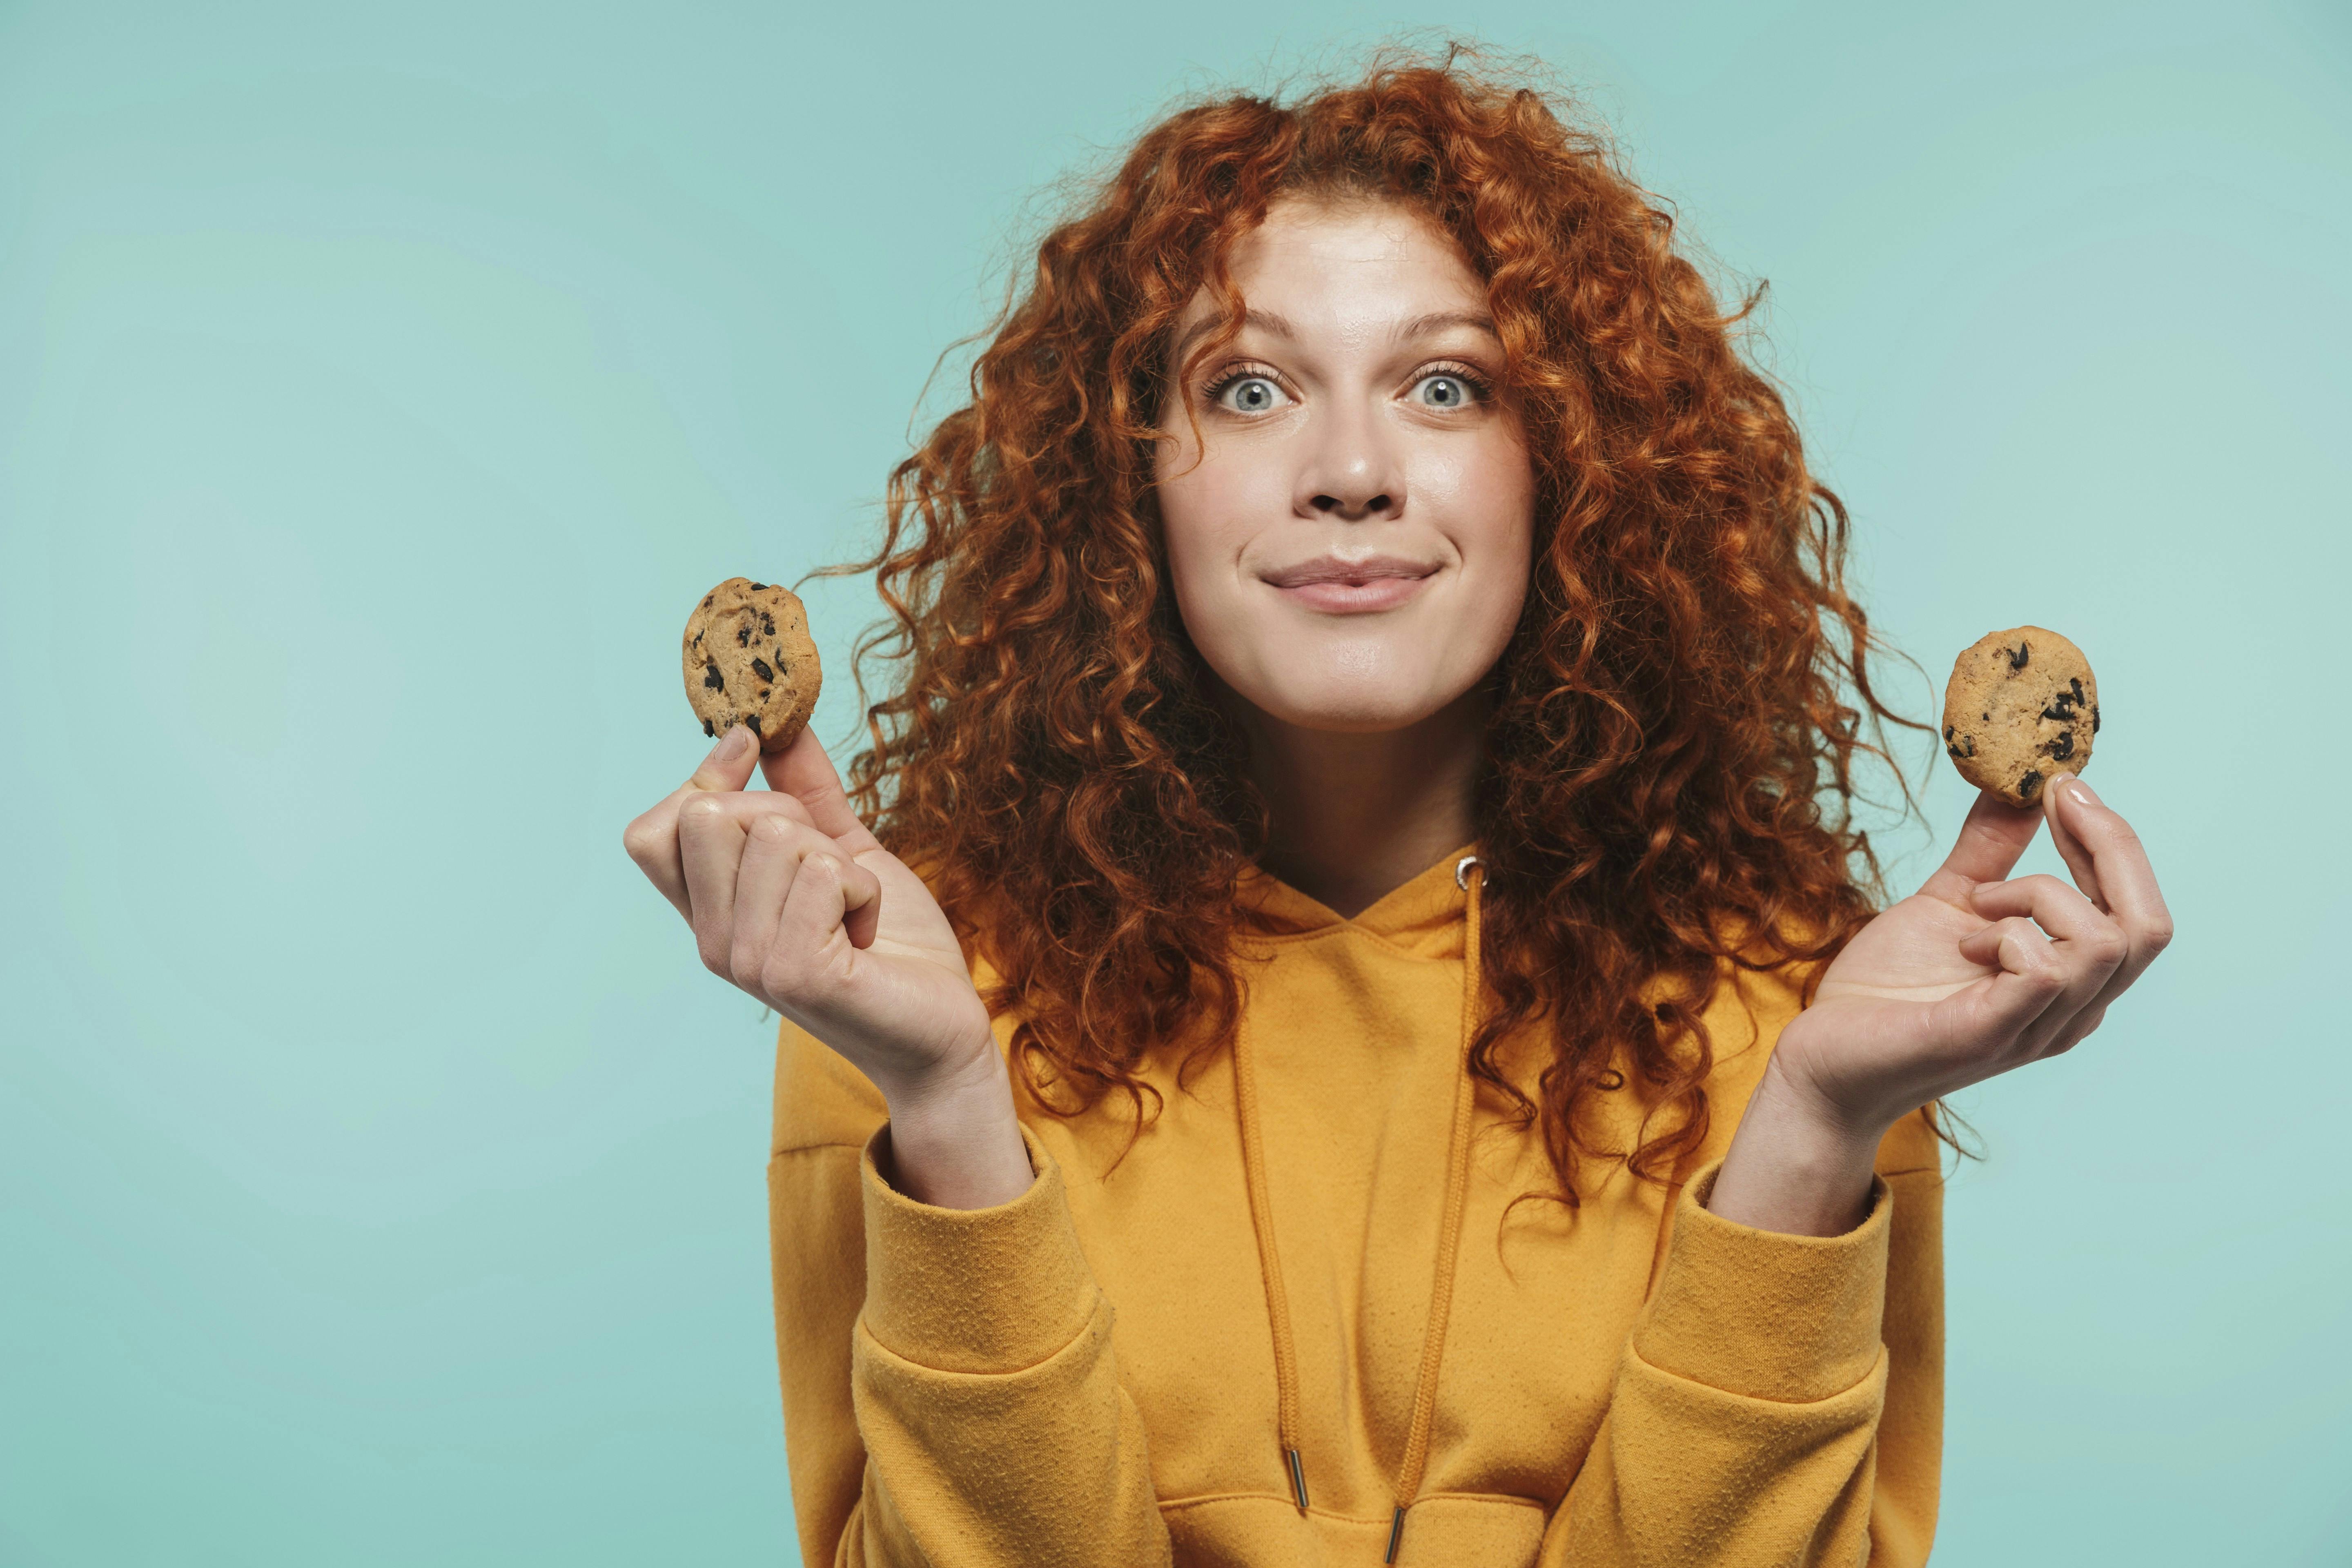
[1294,402,1404,522]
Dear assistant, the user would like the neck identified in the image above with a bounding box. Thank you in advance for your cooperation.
[1236,691,1488,920]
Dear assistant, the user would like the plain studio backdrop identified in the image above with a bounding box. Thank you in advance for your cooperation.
[2,2,2345,1562]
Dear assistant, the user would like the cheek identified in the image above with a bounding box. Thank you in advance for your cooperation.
[1155,469,1229,631]
[1426,428,1535,527]
[1432,432,1537,616]
[1155,438,1285,626]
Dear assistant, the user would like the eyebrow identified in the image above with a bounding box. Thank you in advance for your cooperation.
[1393,310,1500,342]
[1172,307,1298,361]
[1171,305,1500,363]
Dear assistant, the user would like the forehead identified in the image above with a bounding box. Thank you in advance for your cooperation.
[1179,197,1486,332]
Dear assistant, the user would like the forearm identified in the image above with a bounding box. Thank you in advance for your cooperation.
[846,1116,1174,1566]
[1544,1151,1900,1565]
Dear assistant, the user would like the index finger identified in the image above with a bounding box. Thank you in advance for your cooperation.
[2040,770,2106,911]
[621,726,764,917]
[757,724,882,855]
[2048,774,2174,962]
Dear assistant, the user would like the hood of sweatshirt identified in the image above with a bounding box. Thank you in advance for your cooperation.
[1231,842,1485,959]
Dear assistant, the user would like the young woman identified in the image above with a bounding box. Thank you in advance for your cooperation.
[624,57,2169,1567]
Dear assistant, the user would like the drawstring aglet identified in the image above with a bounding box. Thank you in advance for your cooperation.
[1285,1446,1310,1512]
[1384,1503,1407,1562]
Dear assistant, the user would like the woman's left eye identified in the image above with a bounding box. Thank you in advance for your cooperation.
[1410,373,1481,409]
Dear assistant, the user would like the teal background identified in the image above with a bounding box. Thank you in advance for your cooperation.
[3,0,2345,1561]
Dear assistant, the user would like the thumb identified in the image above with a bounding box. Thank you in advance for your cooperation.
[685,724,761,794]
[1923,786,2042,898]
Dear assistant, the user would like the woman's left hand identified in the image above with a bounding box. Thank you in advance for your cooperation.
[1709,770,2174,1234]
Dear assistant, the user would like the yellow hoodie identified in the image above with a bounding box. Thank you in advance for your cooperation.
[767,849,1943,1566]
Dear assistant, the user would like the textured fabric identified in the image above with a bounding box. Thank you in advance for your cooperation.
[767,847,1945,1566]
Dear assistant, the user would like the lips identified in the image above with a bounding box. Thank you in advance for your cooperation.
[1261,554,1440,613]
[1261,555,1439,588]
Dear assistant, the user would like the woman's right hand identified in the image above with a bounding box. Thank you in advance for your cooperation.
[621,722,998,1109]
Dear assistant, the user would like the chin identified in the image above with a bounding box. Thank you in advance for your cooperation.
[1245,676,1453,735]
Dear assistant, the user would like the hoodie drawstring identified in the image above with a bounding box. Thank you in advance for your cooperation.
[1233,975,1310,1510]
[1232,854,1485,1564]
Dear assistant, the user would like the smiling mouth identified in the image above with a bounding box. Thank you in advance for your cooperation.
[1261,557,1439,589]
[1261,556,1440,613]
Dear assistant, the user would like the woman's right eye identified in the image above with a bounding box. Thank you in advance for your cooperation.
[1214,376,1290,413]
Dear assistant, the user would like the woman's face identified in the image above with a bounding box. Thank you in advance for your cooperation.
[1153,197,1535,735]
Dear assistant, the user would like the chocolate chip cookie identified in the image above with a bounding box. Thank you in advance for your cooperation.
[1941,626,2097,807]
[683,577,822,753]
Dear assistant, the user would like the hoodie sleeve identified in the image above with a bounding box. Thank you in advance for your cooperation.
[767,1024,1174,1568]
[1537,1108,1945,1568]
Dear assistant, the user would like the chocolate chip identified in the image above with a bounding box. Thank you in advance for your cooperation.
[2041,690,2078,722]
[737,623,753,646]
[1982,712,1991,722]
[702,593,713,607]
[703,662,724,693]
[751,657,775,683]
[702,717,714,737]
[2070,677,2086,705]
[692,630,703,648]
[748,582,768,591]
[2042,730,2076,762]
[745,714,762,737]
[2091,703,2101,734]
[2007,642,2030,672]
[2018,769,2043,799]
[1943,724,1955,741]
[762,612,775,637]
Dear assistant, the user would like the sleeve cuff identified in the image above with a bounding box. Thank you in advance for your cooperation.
[857,1119,1101,1375]
[1630,1157,1893,1403]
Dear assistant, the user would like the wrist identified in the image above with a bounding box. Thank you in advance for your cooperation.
[876,1039,1034,1210]
[871,1023,1004,1117]
[1754,1051,1895,1152]
[1706,1058,1890,1236]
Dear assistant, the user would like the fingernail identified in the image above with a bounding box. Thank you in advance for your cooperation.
[712,726,751,763]
[2065,775,2100,808]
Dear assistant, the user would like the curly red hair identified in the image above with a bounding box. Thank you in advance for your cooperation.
[832,47,1928,1206]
